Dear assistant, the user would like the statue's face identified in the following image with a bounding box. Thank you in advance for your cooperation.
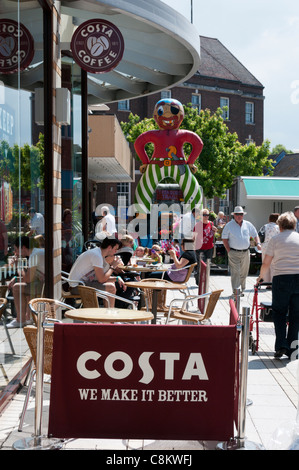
[153,99,184,130]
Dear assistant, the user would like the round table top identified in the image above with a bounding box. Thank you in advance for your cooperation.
[65,307,154,323]
[125,280,187,290]
[122,264,168,272]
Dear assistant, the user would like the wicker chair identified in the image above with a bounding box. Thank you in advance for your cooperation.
[77,285,137,310]
[0,285,8,297]
[29,298,76,325]
[18,325,53,431]
[162,262,197,297]
[139,278,174,313]
[165,289,223,324]
[61,271,84,306]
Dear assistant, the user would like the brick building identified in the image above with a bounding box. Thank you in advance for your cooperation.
[94,35,264,218]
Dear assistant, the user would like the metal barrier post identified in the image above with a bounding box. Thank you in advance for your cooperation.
[33,301,46,445]
[217,307,264,450]
[233,287,241,315]
[13,302,63,450]
[205,259,211,310]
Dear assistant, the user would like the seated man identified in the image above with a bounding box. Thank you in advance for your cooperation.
[7,236,45,328]
[69,237,125,307]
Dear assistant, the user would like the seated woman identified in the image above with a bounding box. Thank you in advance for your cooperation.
[146,239,196,282]
[115,234,135,266]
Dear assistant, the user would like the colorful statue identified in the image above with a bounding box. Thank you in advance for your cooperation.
[134,99,203,213]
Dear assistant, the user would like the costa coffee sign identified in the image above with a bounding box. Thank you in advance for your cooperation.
[71,19,124,74]
[49,324,238,440]
[0,19,34,74]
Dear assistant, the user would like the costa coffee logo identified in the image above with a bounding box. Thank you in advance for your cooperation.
[71,19,124,74]
[0,19,34,74]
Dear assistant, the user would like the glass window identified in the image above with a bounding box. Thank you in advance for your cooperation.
[191,93,201,111]
[0,1,45,387]
[61,58,83,272]
[118,100,130,111]
[161,90,171,99]
[220,97,229,120]
[245,102,254,124]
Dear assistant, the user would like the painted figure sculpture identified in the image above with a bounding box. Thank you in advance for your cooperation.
[134,99,203,213]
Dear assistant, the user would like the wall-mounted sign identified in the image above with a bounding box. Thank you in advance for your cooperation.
[71,19,124,74]
[0,19,34,74]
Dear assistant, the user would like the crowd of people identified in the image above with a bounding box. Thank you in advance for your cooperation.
[3,202,299,362]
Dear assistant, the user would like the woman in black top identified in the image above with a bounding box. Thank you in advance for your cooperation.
[146,239,196,282]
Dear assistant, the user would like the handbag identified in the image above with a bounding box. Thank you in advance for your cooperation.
[258,225,265,243]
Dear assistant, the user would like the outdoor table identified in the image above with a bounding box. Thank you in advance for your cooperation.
[122,264,169,309]
[64,307,154,323]
[124,280,187,324]
[122,263,169,277]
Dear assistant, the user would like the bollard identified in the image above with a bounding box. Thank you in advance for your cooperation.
[233,287,241,315]
[217,306,264,450]
[13,302,63,450]
[33,301,47,446]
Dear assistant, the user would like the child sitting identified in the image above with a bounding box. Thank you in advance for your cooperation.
[149,244,163,264]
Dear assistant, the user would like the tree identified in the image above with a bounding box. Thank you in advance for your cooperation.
[121,105,273,199]
[271,144,293,155]
[0,133,45,191]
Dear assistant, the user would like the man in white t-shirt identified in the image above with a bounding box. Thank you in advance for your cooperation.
[69,237,124,306]
[7,236,45,328]
[95,205,116,237]
[28,208,45,236]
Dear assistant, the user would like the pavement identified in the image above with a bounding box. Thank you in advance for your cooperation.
[0,271,298,452]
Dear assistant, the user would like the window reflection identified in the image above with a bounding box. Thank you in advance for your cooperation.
[0,2,44,391]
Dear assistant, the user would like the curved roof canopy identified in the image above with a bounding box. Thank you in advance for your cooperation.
[1,0,201,104]
[61,0,201,104]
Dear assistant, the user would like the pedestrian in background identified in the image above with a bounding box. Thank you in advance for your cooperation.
[258,212,299,359]
[222,206,261,295]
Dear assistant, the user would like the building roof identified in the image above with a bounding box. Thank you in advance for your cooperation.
[198,36,263,88]
[272,153,299,177]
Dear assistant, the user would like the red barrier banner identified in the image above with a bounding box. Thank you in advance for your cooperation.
[229,298,239,326]
[48,324,238,441]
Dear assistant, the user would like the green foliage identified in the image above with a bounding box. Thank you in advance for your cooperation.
[121,105,273,199]
[0,133,44,191]
[271,144,293,155]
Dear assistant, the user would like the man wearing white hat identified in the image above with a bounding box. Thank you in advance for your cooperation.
[222,206,261,295]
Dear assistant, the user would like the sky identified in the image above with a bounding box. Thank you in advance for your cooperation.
[162,0,299,152]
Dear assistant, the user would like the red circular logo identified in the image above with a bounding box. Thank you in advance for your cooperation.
[0,19,34,74]
[71,19,124,74]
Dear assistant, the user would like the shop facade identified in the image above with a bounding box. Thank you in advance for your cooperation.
[0,0,200,389]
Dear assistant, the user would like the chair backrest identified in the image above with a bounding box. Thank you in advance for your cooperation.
[23,325,53,376]
[165,262,197,284]
[0,285,8,298]
[0,297,7,320]
[139,278,172,310]
[61,274,83,299]
[77,285,100,308]
[29,298,73,325]
[182,263,197,283]
[203,290,223,320]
